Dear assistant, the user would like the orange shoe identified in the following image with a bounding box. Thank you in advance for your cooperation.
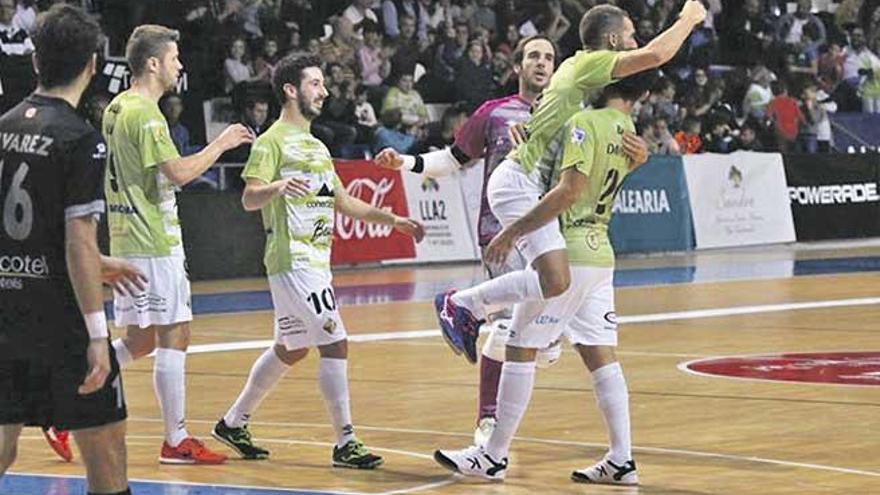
[42,426,73,462]
[159,437,228,465]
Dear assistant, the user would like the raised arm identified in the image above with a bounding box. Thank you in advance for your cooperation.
[612,0,707,78]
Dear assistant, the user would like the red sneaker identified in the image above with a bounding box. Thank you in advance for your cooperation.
[159,437,227,464]
[42,426,73,462]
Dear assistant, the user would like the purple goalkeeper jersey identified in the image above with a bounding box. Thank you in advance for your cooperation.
[453,94,532,246]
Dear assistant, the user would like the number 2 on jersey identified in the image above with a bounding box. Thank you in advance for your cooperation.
[0,159,34,240]
[307,287,337,315]
[595,168,623,216]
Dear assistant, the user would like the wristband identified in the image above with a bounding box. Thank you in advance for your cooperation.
[84,311,109,339]
[412,155,425,174]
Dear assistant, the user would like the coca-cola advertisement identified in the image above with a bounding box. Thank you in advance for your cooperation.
[331,160,416,265]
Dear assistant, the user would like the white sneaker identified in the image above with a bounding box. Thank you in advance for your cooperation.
[473,417,496,448]
[571,457,638,485]
[434,445,508,481]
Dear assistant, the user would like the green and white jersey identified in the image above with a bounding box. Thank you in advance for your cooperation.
[103,91,183,257]
[511,50,618,188]
[242,120,341,275]
[556,107,635,268]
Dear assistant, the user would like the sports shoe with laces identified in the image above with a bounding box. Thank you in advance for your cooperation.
[433,444,507,481]
[332,439,383,469]
[473,417,496,448]
[159,436,228,465]
[571,456,639,485]
[434,290,482,363]
[42,426,72,462]
[212,419,269,460]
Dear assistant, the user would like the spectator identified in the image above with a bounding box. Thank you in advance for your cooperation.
[742,64,775,120]
[314,82,358,156]
[636,18,656,47]
[799,82,826,153]
[643,117,681,155]
[420,101,468,151]
[722,0,774,66]
[358,20,390,87]
[674,117,703,154]
[224,37,255,93]
[241,97,271,136]
[0,0,34,114]
[354,84,378,142]
[492,49,516,95]
[319,18,358,69]
[471,0,497,35]
[455,38,497,111]
[843,28,880,112]
[496,23,520,55]
[532,0,570,43]
[279,0,325,41]
[254,38,281,82]
[736,123,765,151]
[425,0,458,31]
[339,0,380,44]
[640,78,680,128]
[703,120,736,153]
[389,14,424,80]
[160,94,201,156]
[776,0,826,55]
[382,73,428,129]
[12,0,35,33]
[814,86,838,152]
[434,21,469,84]
[766,80,805,152]
[818,41,846,95]
[373,108,418,153]
[383,0,428,40]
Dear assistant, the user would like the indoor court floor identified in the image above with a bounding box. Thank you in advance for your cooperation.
[3,241,879,495]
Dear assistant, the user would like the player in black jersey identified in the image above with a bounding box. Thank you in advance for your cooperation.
[0,5,141,495]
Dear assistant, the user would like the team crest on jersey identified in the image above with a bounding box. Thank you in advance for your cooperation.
[24,108,37,119]
[571,127,586,145]
[585,230,600,250]
[323,318,337,333]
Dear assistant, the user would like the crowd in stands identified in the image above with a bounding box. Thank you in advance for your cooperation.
[2,0,880,162]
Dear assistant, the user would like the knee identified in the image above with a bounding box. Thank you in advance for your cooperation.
[540,269,570,298]
[274,344,309,366]
[318,339,348,359]
[505,345,538,362]
[126,334,156,359]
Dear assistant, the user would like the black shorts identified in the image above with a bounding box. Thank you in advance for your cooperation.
[0,339,127,430]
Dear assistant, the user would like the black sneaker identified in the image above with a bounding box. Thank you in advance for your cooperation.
[212,419,270,460]
[332,439,384,469]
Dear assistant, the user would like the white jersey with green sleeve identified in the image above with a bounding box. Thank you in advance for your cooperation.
[242,120,341,276]
[557,107,635,268]
[511,50,619,187]
[103,91,183,257]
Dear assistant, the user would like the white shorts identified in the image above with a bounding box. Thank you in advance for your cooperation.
[508,266,617,349]
[487,159,566,264]
[268,267,347,350]
[113,256,193,329]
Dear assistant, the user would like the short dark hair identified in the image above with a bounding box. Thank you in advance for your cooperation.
[272,54,322,104]
[126,24,180,78]
[30,4,102,89]
[246,97,270,109]
[511,35,557,66]
[579,5,627,49]
[604,69,659,102]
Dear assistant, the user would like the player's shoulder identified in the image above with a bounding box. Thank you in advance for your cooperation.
[473,95,527,117]
[2,95,99,147]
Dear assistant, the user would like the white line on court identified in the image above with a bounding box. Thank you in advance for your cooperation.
[182,296,880,356]
[127,418,880,479]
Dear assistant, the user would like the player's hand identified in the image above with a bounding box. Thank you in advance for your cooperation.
[374,148,404,170]
[216,123,254,151]
[393,216,425,243]
[622,132,649,170]
[679,0,707,25]
[101,256,148,297]
[79,339,111,395]
[484,227,516,266]
[508,123,528,147]
[274,177,311,198]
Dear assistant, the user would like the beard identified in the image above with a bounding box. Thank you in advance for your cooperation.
[298,91,322,120]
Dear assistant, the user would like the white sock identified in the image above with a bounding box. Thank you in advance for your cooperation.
[452,269,544,320]
[486,360,536,459]
[318,357,355,447]
[591,362,632,463]
[154,348,189,447]
[223,347,291,428]
[112,338,134,369]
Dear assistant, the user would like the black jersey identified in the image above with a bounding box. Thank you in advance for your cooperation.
[0,94,106,360]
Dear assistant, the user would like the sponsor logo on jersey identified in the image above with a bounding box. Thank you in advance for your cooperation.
[0,254,50,279]
[788,183,880,205]
[534,314,560,325]
[336,178,395,240]
[571,127,586,144]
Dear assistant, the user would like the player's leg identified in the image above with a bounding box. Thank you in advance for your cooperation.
[317,339,383,470]
[214,343,304,459]
[567,268,637,486]
[72,420,129,495]
[437,160,570,362]
[111,325,157,369]
[0,424,23,475]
